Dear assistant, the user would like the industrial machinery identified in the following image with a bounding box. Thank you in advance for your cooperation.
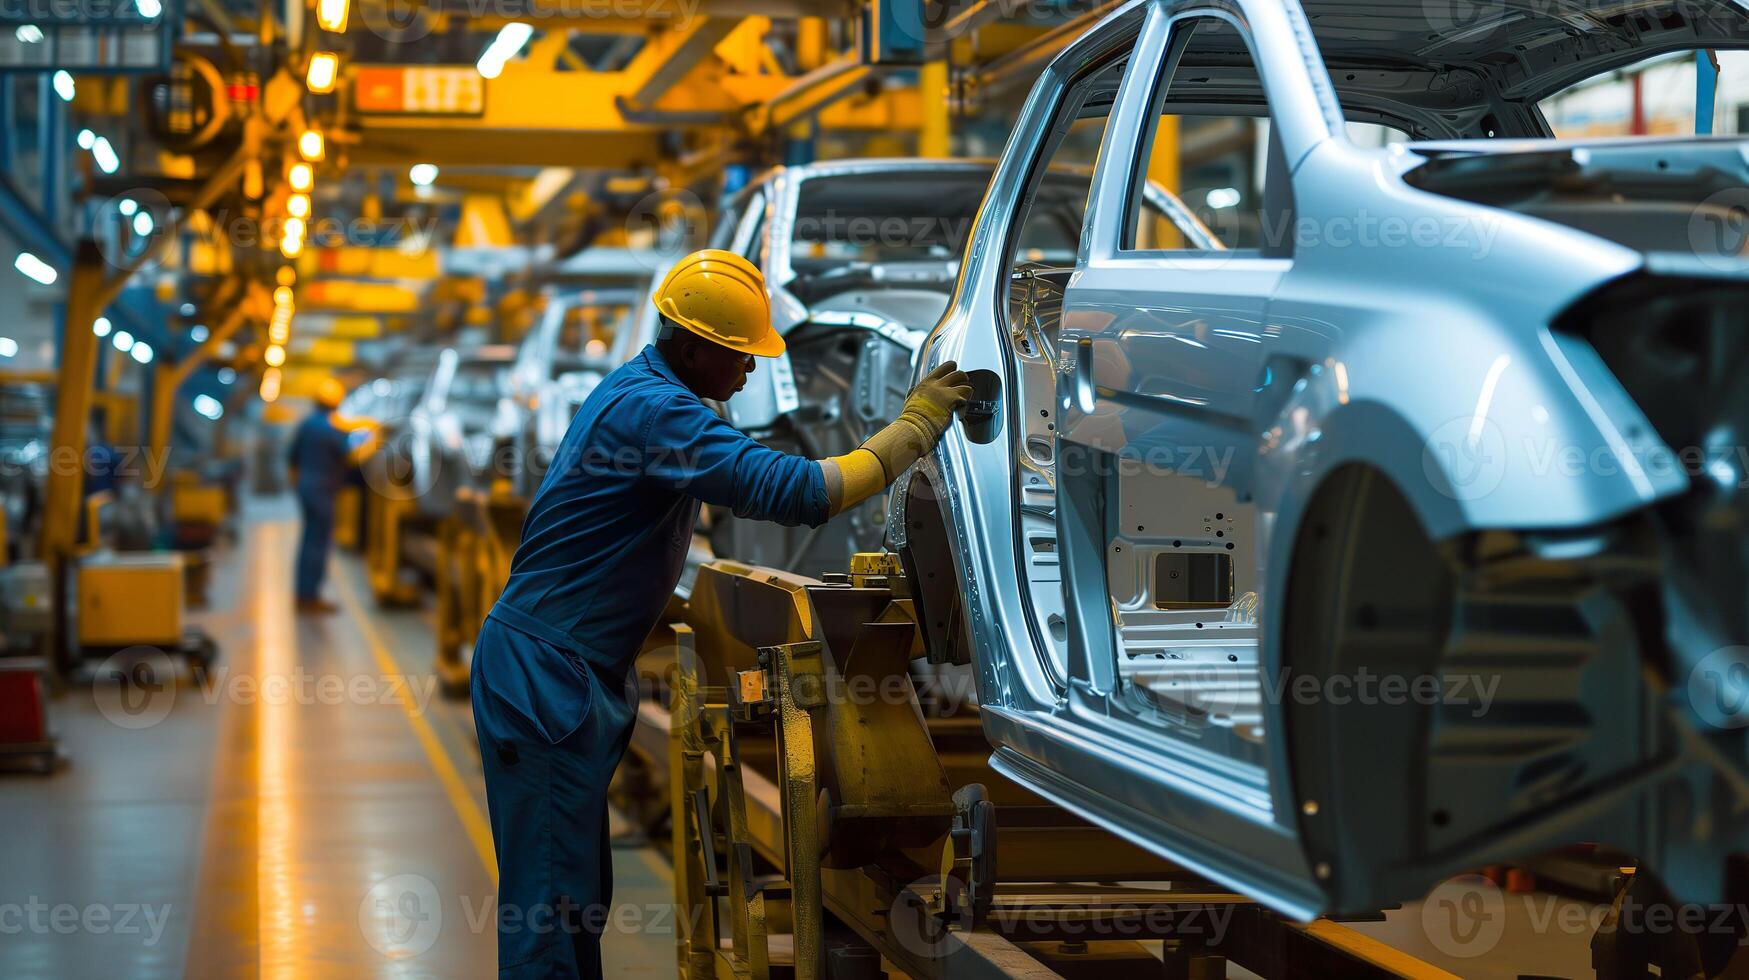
[890,0,1749,932]
[626,553,1464,979]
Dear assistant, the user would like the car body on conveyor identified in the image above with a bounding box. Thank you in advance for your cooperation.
[505,256,667,499]
[407,344,519,519]
[890,0,1749,930]
[707,158,1216,579]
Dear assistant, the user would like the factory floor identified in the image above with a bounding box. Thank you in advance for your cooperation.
[0,498,676,979]
[1,498,1620,979]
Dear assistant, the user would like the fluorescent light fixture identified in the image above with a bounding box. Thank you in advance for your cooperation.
[52,70,74,102]
[217,367,237,385]
[91,136,119,174]
[280,236,303,259]
[131,341,153,364]
[15,25,43,43]
[287,193,310,219]
[1204,186,1242,210]
[306,52,339,93]
[288,163,313,192]
[316,0,349,32]
[298,129,325,162]
[190,324,210,342]
[14,252,56,285]
[283,218,307,242]
[113,330,134,352]
[77,128,95,150]
[476,23,533,80]
[93,317,112,337]
[118,198,138,217]
[132,211,154,236]
[179,302,195,316]
[264,344,286,367]
[0,337,17,358]
[194,394,224,420]
[408,163,439,187]
[134,0,161,17]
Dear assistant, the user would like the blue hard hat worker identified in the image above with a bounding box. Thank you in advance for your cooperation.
[287,376,377,614]
[471,248,971,978]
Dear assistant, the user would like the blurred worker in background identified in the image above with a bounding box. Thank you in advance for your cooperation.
[471,248,970,978]
[287,377,377,614]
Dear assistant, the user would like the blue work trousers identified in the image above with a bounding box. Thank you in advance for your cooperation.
[471,605,639,978]
[295,491,334,601]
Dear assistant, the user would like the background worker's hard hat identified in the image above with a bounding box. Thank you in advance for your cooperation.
[315,377,347,409]
[652,249,785,357]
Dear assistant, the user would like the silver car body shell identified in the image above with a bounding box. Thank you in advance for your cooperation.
[897,0,1743,919]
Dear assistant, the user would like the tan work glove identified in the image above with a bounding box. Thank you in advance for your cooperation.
[824,361,972,515]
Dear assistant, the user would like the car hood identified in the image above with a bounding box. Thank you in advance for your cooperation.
[1402,136,1749,263]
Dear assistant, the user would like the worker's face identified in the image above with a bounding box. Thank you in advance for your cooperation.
[676,336,757,402]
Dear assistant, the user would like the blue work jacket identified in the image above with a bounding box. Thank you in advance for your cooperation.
[490,344,828,692]
[288,410,354,502]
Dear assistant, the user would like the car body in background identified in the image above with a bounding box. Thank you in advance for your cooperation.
[705,158,1216,579]
[407,345,518,518]
[503,254,667,498]
[892,0,1749,930]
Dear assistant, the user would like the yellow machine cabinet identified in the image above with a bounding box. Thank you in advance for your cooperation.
[171,483,228,527]
[77,553,186,648]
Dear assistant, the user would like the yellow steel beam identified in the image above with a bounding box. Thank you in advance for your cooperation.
[751,55,876,135]
[38,241,107,563]
[918,60,950,156]
[145,283,269,491]
[620,17,746,111]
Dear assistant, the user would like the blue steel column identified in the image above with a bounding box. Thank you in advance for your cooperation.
[1696,51,1720,135]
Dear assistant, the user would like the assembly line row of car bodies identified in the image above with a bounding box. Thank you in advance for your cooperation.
[343,0,1749,943]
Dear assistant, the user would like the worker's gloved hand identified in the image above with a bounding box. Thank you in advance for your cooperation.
[899,361,974,439]
[822,360,974,515]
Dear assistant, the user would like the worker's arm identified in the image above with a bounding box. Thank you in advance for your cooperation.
[643,394,833,527]
[820,361,971,516]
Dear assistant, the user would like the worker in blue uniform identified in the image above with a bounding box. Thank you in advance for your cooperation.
[471,248,971,979]
[287,378,376,613]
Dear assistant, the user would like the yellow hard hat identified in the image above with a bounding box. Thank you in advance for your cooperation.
[652,249,784,357]
[315,377,347,409]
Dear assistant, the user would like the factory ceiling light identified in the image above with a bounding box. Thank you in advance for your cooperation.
[306,52,340,94]
[288,163,314,192]
[316,0,349,32]
[264,344,286,367]
[91,136,120,174]
[287,193,310,219]
[14,252,56,285]
[476,23,533,80]
[409,163,439,187]
[52,70,74,102]
[298,129,325,162]
[93,317,112,337]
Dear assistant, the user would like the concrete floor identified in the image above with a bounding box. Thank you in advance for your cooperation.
[0,498,676,979]
[0,498,1622,978]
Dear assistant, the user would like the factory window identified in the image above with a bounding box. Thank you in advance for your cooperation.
[1123,15,1281,254]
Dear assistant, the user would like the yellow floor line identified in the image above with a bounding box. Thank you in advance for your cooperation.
[336,562,500,885]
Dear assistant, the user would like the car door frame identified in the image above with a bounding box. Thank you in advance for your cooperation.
[973,0,1343,920]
